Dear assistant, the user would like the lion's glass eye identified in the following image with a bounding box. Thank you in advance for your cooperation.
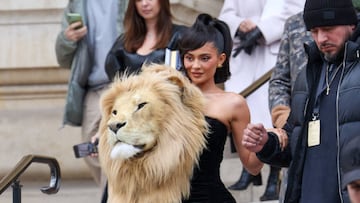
[112,110,117,116]
[137,102,147,111]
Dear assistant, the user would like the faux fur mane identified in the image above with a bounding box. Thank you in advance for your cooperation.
[98,64,208,203]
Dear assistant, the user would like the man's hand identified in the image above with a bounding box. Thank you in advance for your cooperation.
[267,128,288,151]
[64,22,87,42]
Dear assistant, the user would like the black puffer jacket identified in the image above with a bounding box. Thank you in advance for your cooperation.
[257,23,360,203]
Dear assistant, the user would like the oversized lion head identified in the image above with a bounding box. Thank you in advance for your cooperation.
[98,64,208,203]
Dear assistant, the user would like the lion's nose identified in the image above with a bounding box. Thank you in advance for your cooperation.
[109,122,126,133]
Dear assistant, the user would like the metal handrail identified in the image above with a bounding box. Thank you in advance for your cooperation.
[239,68,274,98]
[0,154,61,196]
[228,68,274,156]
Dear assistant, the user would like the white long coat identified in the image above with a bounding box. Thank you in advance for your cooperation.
[218,0,304,127]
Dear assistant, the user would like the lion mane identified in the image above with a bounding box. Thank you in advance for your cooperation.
[98,64,208,203]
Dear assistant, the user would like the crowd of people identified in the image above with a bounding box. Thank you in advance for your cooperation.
[56,0,360,202]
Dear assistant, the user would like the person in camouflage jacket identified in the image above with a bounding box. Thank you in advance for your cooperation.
[268,12,313,129]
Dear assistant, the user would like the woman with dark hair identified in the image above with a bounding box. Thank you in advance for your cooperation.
[105,0,186,79]
[179,13,263,202]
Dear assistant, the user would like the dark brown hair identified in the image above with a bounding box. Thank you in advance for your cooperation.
[179,13,232,83]
[123,0,173,52]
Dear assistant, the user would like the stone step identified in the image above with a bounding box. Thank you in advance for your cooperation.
[0,179,101,203]
[0,158,278,203]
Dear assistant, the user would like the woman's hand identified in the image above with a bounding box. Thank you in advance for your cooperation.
[64,22,87,42]
[239,19,257,33]
[242,123,268,153]
[89,133,100,157]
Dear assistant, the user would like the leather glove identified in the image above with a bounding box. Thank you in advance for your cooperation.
[233,27,263,57]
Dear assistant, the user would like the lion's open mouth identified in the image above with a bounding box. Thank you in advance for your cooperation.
[134,144,145,149]
[110,140,147,160]
[114,140,145,150]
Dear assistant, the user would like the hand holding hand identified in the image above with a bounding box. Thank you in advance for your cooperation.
[242,123,268,153]
[267,128,288,151]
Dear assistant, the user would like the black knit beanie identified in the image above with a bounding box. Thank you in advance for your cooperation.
[303,0,358,30]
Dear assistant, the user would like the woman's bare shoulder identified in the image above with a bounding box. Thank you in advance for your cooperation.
[223,91,247,106]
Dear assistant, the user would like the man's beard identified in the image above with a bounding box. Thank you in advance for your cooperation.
[323,31,352,63]
[323,47,344,63]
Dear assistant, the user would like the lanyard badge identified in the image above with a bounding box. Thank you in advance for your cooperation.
[308,113,320,147]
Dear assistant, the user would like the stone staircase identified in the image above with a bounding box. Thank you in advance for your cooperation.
[0,141,278,203]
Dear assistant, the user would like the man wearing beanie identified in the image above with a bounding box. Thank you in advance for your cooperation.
[241,0,360,202]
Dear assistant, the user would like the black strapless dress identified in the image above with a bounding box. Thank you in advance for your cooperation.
[182,116,236,203]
